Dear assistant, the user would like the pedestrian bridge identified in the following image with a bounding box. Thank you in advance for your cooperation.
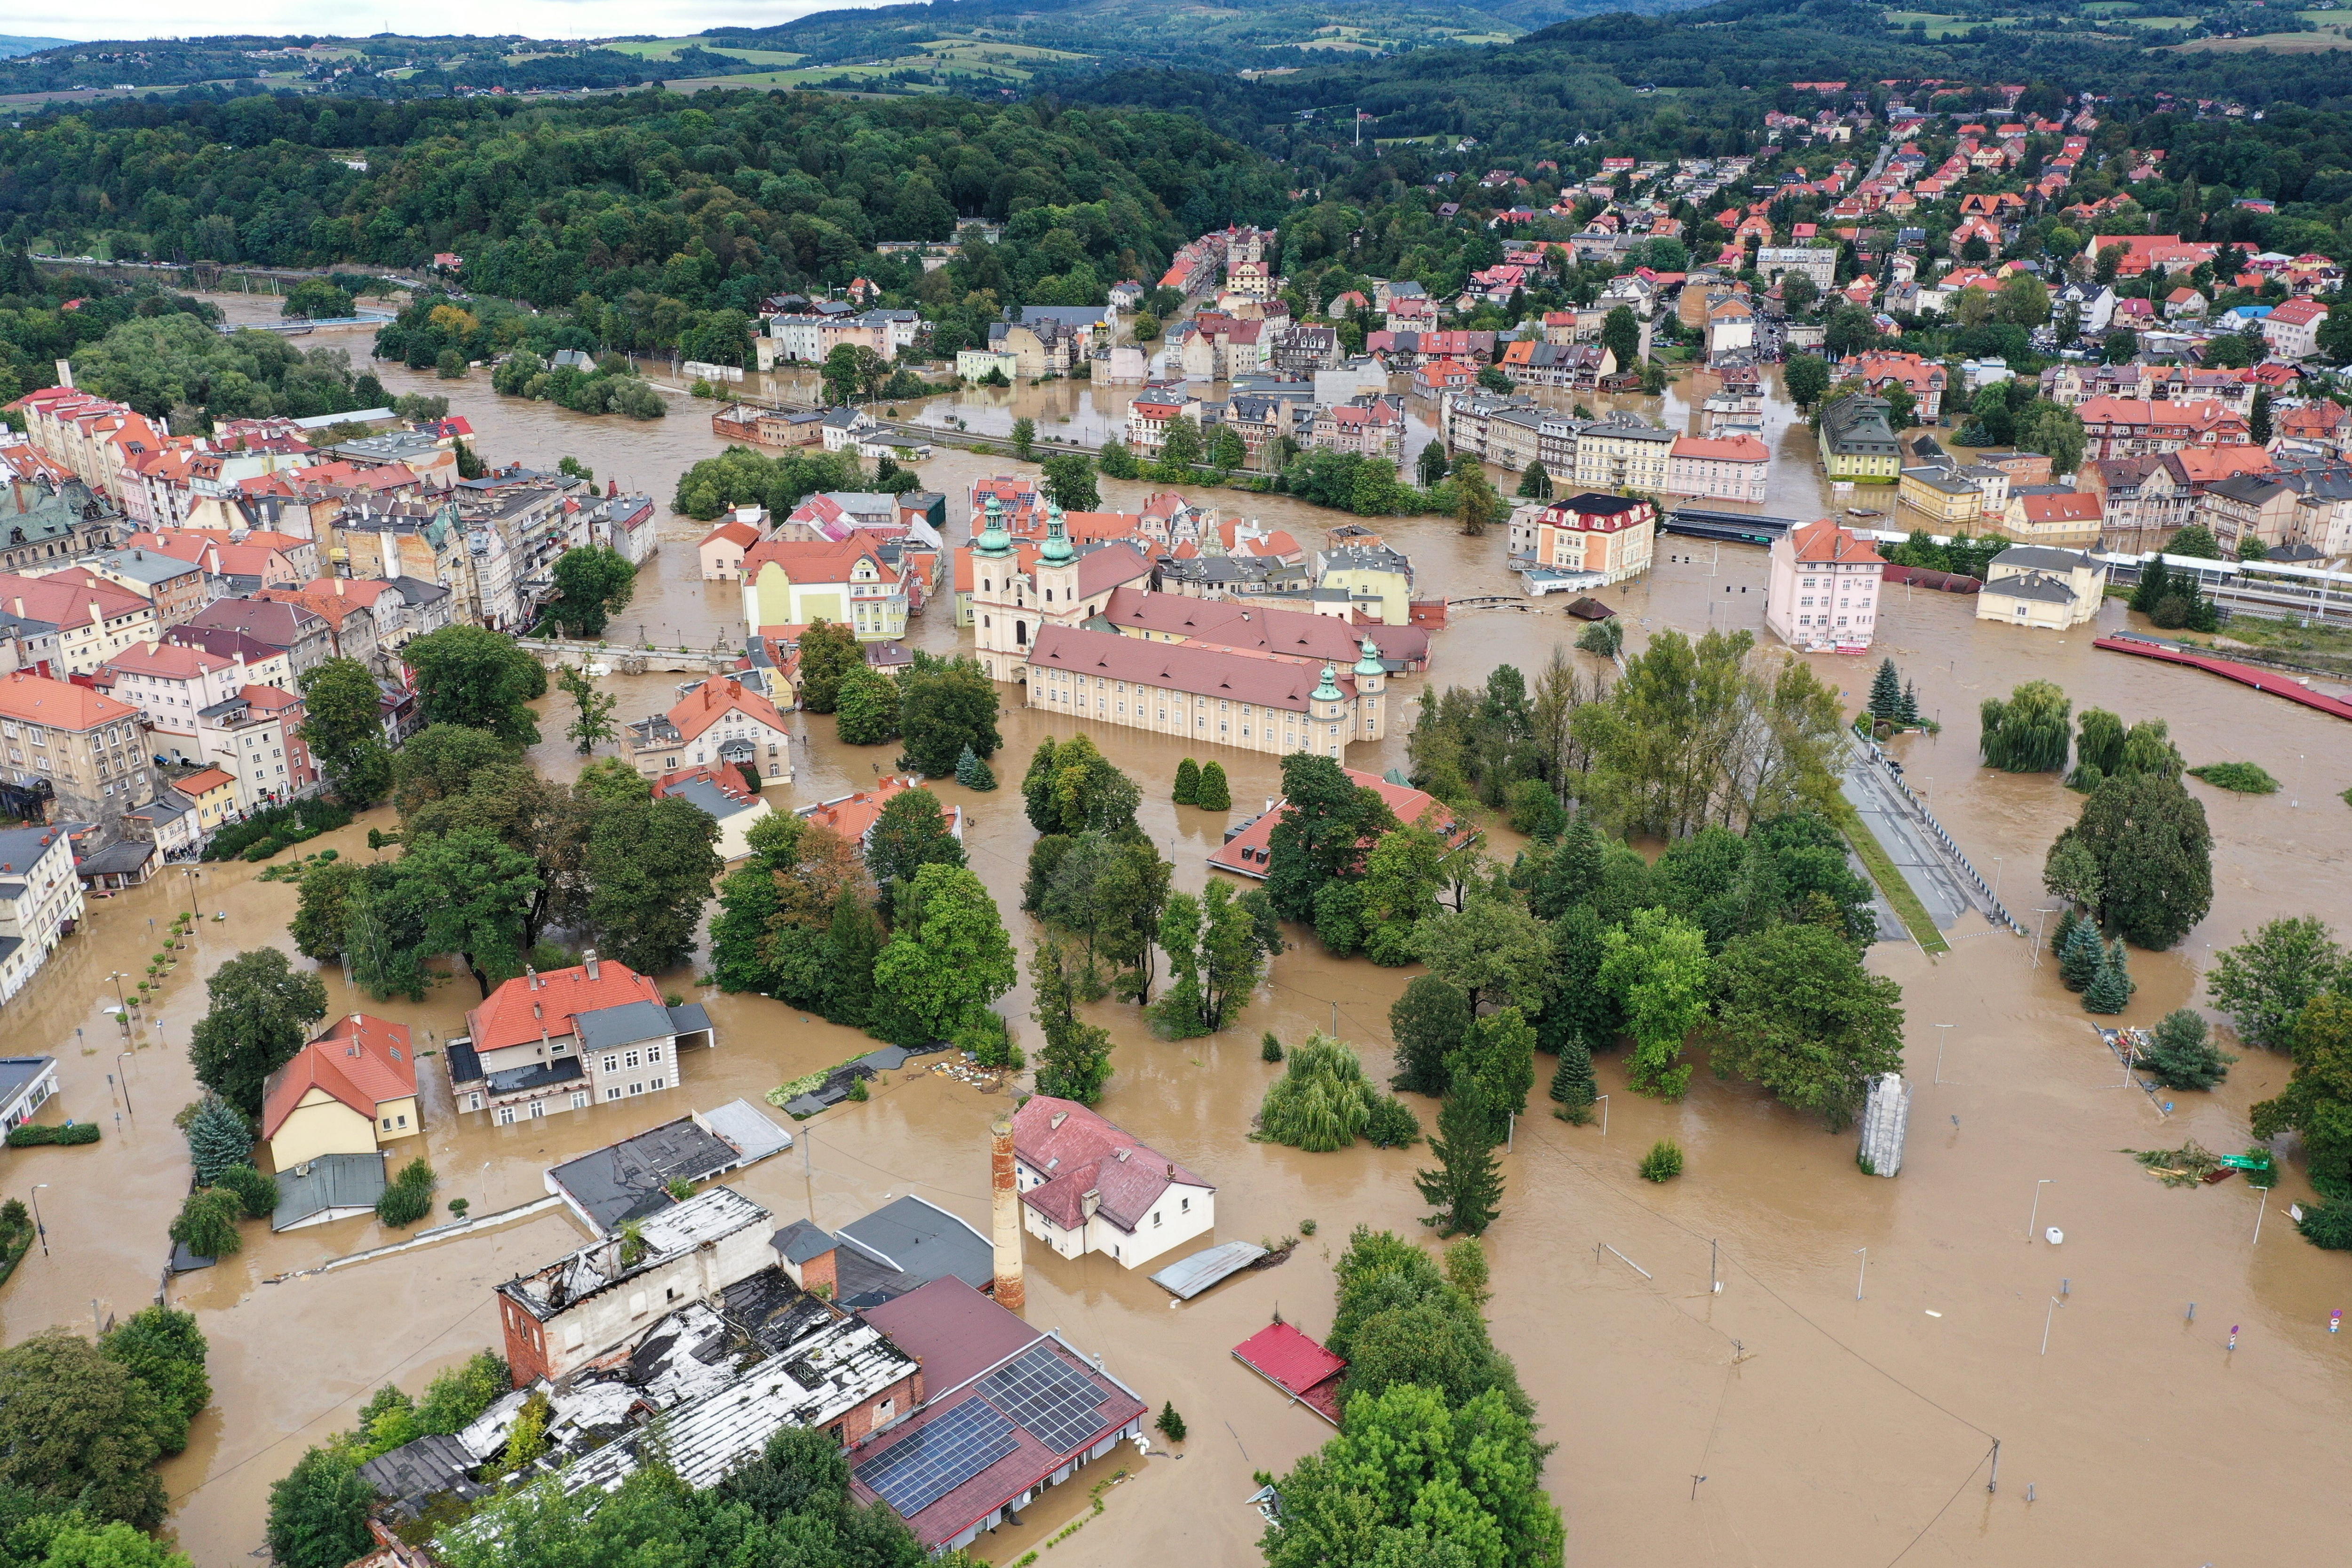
[514,637,739,676]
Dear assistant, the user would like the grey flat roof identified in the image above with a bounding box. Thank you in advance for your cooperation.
[699,1096,789,1162]
[0,1056,55,1111]
[772,1218,838,1264]
[576,1000,677,1050]
[76,841,154,877]
[547,1115,743,1232]
[358,1433,489,1513]
[1151,1240,1270,1300]
[484,1056,583,1095]
[1992,545,2096,570]
[834,1195,994,1308]
[272,1152,388,1231]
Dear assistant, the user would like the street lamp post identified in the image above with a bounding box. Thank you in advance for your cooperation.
[115,1053,134,1117]
[2032,905,2061,968]
[181,866,203,920]
[1992,855,2005,904]
[1934,1023,1953,1085]
[103,972,132,1034]
[1855,1247,1868,1301]
[27,1183,48,1256]
[2028,1178,2055,1241]
[1594,1095,1609,1137]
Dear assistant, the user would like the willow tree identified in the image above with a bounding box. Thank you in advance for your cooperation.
[1571,629,1843,838]
[1979,680,2071,773]
[1257,1035,1418,1152]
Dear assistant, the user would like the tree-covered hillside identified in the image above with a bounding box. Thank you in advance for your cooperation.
[1055,0,2352,167]
[0,90,1284,312]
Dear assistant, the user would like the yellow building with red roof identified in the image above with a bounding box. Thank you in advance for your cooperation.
[262,1013,421,1169]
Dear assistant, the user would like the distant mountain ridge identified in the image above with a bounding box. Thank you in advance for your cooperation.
[0,35,72,59]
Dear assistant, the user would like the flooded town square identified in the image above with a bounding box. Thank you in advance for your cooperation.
[6,298,2352,1567]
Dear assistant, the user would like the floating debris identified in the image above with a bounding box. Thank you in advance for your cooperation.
[2124,1140,2229,1188]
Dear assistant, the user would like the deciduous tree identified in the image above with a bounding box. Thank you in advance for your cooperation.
[189,949,327,1117]
[542,544,636,639]
[403,624,548,747]
[2207,916,2346,1052]
[1600,908,1709,1098]
[869,864,1016,1046]
[1708,922,1905,1128]
[297,657,391,805]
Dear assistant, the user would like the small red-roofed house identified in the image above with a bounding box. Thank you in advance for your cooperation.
[1013,1096,1215,1269]
[625,676,794,784]
[262,1013,421,1170]
[1232,1321,1347,1425]
[449,953,715,1119]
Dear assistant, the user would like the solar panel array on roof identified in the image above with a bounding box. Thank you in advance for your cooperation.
[978,1345,1108,1453]
[852,1400,1019,1518]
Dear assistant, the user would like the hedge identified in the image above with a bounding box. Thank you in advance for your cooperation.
[6,1122,99,1147]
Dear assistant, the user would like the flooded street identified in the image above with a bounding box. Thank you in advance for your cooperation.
[6,299,2350,1564]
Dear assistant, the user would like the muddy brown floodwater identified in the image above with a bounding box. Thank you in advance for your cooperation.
[5,301,2349,1565]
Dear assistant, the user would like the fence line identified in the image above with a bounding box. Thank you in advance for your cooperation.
[1857,740,2028,938]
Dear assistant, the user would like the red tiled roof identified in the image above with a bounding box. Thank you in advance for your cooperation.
[798,776,959,845]
[0,670,139,731]
[1208,767,1464,881]
[1787,519,1886,565]
[100,641,232,682]
[0,572,150,631]
[666,677,792,745]
[2016,493,2103,524]
[465,960,661,1053]
[1671,434,1769,462]
[1013,1096,1211,1234]
[1028,625,1352,715]
[1096,587,1426,667]
[175,766,235,796]
[1074,542,1154,598]
[260,1013,416,1139]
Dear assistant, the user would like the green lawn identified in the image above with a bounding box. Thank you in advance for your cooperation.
[601,38,807,65]
[1835,801,1953,955]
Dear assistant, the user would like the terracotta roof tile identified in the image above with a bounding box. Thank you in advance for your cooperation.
[261,1013,417,1139]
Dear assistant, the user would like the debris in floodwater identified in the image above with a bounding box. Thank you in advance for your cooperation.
[2123,1141,2229,1188]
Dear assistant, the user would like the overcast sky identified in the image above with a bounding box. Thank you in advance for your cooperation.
[11,1,908,46]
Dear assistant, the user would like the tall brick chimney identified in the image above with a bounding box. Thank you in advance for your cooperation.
[991,1115,1024,1314]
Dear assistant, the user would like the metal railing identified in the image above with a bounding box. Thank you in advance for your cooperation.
[1856,737,2028,937]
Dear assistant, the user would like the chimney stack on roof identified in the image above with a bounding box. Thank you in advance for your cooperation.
[991,1115,1025,1315]
[584,949,601,982]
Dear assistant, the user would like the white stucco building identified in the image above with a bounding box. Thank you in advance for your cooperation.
[1011,1096,1215,1270]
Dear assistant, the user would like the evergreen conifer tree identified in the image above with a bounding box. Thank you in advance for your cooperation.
[2082,941,2134,1014]
[1174,757,1201,805]
[2050,906,2081,959]
[954,744,997,790]
[1194,760,1232,811]
[1899,679,1921,726]
[1868,658,1902,720]
[2130,556,2171,615]
[184,1096,254,1186]
[1549,1033,1597,1122]
[1414,1078,1504,1237]
[2059,918,2105,992]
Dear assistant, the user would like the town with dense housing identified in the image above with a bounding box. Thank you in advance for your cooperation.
[5,6,2352,1567]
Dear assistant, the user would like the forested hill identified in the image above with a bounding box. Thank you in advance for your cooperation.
[0,90,1286,310]
[1052,0,2352,166]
